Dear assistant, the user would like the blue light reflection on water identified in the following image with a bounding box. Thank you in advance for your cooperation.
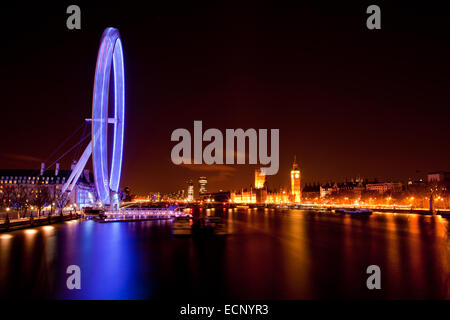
[56,220,151,299]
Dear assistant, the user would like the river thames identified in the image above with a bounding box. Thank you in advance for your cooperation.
[0,209,449,299]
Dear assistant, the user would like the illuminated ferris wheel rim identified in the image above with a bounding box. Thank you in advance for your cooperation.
[60,27,125,208]
[91,27,125,205]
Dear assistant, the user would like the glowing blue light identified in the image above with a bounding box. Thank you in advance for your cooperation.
[92,28,125,205]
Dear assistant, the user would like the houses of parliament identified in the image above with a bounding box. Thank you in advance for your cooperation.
[230,157,301,204]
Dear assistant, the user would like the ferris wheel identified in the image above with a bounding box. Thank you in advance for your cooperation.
[61,27,125,210]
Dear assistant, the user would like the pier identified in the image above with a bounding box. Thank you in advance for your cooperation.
[95,208,191,223]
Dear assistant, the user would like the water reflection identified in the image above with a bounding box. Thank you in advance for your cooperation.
[0,234,12,291]
[0,210,448,299]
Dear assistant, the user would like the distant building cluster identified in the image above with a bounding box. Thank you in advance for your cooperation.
[192,164,450,209]
[144,190,186,202]
[137,177,208,203]
[228,157,301,204]
[133,156,450,210]
[302,172,450,209]
[301,177,403,201]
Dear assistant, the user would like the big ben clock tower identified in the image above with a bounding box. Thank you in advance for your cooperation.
[290,156,301,203]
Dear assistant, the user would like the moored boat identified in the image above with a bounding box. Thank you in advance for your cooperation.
[172,216,192,236]
[205,216,228,235]
[335,208,372,215]
[437,210,450,218]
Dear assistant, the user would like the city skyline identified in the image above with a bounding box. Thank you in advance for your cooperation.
[1,3,450,195]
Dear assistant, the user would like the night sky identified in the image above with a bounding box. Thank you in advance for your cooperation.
[1,2,450,195]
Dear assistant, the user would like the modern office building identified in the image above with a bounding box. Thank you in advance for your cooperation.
[198,176,207,195]
[187,180,194,201]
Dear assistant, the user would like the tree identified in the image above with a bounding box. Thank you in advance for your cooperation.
[13,185,32,218]
[31,185,50,217]
[1,185,15,220]
[48,185,63,217]
[54,187,70,216]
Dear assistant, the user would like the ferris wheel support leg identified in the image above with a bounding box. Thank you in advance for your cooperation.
[110,191,120,212]
[61,140,93,198]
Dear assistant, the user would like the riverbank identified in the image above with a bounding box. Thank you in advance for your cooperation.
[0,213,80,232]
[236,203,450,216]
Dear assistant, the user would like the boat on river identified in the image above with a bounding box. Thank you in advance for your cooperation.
[172,216,192,236]
[334,208,372,215]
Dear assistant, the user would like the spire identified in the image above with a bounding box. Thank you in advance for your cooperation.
[292,155,299,170]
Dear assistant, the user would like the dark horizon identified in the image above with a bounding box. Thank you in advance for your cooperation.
[1,2,450,194]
